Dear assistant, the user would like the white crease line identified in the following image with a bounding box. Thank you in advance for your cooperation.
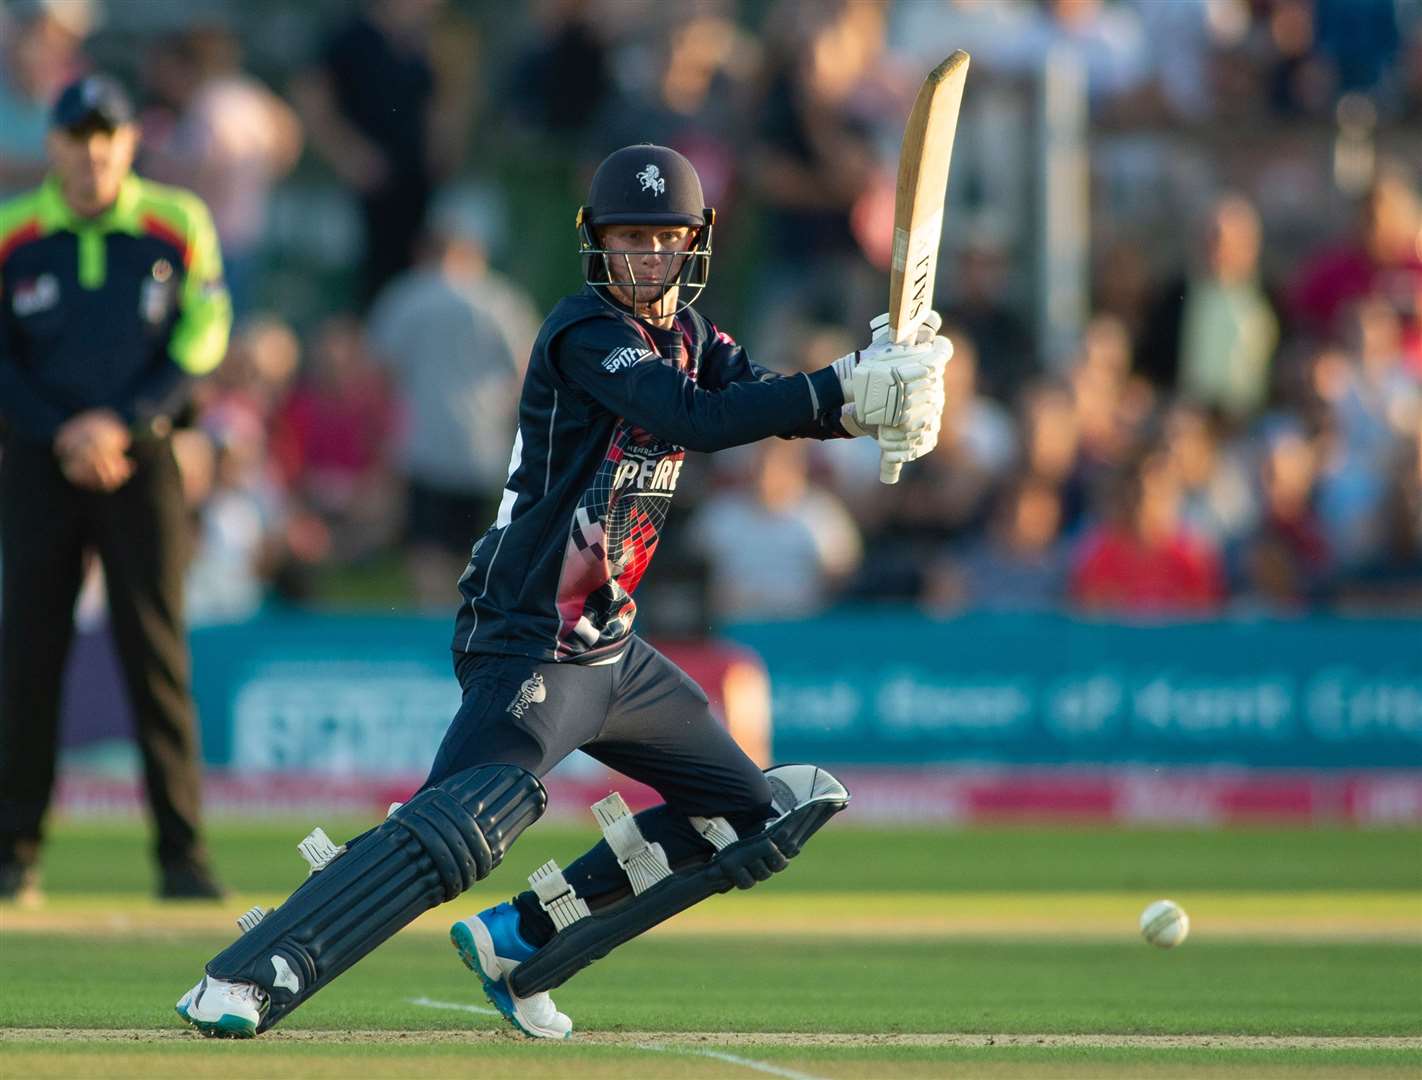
[408,995,501,1017]
[637,1041,832,1080]
[408,1000,830,1076]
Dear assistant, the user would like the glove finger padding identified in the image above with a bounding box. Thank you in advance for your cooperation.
[879,412,942,463]
[851,364,910,427]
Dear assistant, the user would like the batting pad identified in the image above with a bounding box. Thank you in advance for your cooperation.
[508,764,849,997]
[205,764,545,1031]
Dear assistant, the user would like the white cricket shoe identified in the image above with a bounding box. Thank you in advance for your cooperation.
[450,902,572,1039]
[175,975,267,1038]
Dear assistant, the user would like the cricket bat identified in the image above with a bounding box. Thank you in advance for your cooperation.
[882,50,970,484]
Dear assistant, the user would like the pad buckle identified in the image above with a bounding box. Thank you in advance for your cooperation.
[689,815,738,851]
[529,859,592,931]
[592,792,672,895]
[298,827,346,875]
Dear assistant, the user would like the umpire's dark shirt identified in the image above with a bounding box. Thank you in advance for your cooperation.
[0,174,230,443]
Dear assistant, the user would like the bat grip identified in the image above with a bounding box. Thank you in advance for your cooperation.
[880,459,903,485]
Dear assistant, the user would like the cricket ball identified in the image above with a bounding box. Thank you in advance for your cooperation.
[1140,899,1190,948]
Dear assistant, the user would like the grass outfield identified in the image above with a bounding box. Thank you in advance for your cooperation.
[2,820,1419,1078]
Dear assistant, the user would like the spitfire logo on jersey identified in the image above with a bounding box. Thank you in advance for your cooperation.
[612,452,684,494]
[602,347,654,374]
[636,164,665,195]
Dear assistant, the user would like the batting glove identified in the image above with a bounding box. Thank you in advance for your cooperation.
[867,309,942,347]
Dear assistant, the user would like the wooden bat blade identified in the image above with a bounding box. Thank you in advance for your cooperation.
[889,50,970,346]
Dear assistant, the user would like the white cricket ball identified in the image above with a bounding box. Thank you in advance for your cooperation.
[1140,899,1190,948]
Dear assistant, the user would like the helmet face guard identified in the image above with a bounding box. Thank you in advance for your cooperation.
[578,206,715,317]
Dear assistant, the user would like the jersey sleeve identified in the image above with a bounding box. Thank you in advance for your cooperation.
[699,325,854,441]
[120,196,232,429]
[0,231,69,440]
[553,319,845,453]
[168,197,231,378]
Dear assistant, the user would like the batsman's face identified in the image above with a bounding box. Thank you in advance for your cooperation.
[600,224,695,314]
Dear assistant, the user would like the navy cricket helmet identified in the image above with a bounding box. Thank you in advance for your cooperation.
[578,144,715,315]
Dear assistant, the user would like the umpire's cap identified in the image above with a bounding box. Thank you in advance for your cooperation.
[583,144,709,228]
[51,74,134,133]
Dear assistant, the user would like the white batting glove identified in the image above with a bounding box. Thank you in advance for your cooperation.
[828,353,930,428]
[879,416,941,466]
[867,309,942,347]
[841,381,944,446]
[829,334,949,429]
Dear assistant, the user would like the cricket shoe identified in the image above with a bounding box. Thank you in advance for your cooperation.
[450,902,572,1039]
[175,975,267,1038]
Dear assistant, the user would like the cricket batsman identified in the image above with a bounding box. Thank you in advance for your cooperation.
[175,145,951,1039]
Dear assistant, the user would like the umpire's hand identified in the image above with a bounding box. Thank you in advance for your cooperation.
[55,410,134,492]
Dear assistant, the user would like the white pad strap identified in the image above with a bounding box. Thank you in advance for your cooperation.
[298,826,346,875]
[592,792,672,895]
[528,859,592,931]
[689,815,738,852]
[236,906,267,934]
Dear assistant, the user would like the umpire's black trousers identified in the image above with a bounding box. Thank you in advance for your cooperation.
[0,436,206,867]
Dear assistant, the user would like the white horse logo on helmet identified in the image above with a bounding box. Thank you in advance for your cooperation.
[636,164,666,196]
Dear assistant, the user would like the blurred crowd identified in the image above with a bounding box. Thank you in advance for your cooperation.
[3,0,1420,624]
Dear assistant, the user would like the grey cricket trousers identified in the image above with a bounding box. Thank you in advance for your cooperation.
[422,634,773,912]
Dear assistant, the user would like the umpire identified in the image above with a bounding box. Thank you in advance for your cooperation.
[0,76,232,902]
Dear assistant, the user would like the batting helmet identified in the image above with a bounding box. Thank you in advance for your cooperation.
[578,144,715,315]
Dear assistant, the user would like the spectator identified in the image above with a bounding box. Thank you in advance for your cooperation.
[270,315,398,563]
[0,0,93,195]
[924,476,1071,613]
[941,225,1037,403]
[1238,422,1332,610]
[194,314,301,436]
[506,0,612,142]
[1139,193,1280,421]
[367,192,540,607]
[746,0,890,346]
[1071,314,1154,479]
[587,10,752,214]
[1070,448,1225,616]
[1289,164,1422,340]
[294,0,467,306]
[1304,338,1396,570]
[1018,378,1091,536]
[140,24,303,317]
[1336,427,1422,611]
[183,409,290,625]
[1160,402,1258,557]
[1341,296,1421,452]
[1314,0,1403,99]
[690,439,861,621]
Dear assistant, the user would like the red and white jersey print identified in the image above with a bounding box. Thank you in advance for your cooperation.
[556,421,686,656]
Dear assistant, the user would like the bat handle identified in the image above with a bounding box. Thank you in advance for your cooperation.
[880,459,903,485]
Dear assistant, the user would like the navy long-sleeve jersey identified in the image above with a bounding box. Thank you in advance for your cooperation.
[453,288,849,662]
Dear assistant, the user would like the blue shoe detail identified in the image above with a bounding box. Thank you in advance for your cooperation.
[450,918,527,1035]
[450,903,568,1039]
[479,902,537,963]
